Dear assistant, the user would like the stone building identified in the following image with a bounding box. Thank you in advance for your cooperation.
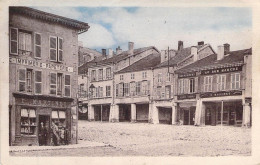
[9,7,89,146]
[174,44,252,127]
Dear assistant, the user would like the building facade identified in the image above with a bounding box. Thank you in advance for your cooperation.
[9,7,89,146]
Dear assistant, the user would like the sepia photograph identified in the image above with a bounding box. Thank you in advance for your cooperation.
[1,1,260,164]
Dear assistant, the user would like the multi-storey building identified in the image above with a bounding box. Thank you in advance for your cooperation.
[9,7,89,146]
[150,41,215,125]
[174,44,252,127]
[85,42,160,122]
[114,53,161,123]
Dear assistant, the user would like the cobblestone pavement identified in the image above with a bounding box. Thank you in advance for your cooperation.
[10,120,251,156]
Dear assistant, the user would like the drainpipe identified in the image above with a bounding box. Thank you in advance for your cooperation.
[221,100,223,126]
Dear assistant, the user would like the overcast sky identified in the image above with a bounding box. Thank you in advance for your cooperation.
[34,7,252,52]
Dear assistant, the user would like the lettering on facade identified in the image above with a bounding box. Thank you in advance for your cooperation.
[201,66,242,75]
[177,94,196,100]
[16,98,69,108]
[200,90,242,98]
[9,57,74,73]
[178,72,196,78]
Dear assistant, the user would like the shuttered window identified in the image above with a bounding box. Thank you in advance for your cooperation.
[58,38,63,62]
[231,73,240,90]
[50,36,57,61]
[217,74,226,91]
[65,75,71,97]
[57,73,63,96]
[35,71,42,94]
[124,83,130,96]
[116,84,119,97]
[204,76,213,92]
[106,86,111,97]
[130,82,136,96]
[10,28,18,55]
[119,83,124,97]
[50,73,57,94]
[19,69,26,92]
[19,32,32,52]
[136,82,141,95]
[35,33,41,58]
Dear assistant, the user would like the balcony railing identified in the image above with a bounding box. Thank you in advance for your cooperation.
[18,49,32,56]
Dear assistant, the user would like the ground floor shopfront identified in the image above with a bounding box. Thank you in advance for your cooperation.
[9,93,78,146]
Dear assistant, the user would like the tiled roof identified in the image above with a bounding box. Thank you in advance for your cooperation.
[175,48,252,74]
[116,53,161,74]
[154,45,205,69]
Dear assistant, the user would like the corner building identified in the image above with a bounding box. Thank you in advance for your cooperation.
[9,7,89,146]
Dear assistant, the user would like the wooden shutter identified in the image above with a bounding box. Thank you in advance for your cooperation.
[50,36,57,61]
[50,73,57,94]
[10,28,18,55]
[35,33,41,58]
[19,69,26,91]
[65,75,71,97]
[58,38,63,62]
[35,71,42,94]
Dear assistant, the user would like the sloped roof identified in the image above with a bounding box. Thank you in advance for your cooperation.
[154,45,205,69]
[175,48,252,74]
[10,7,89,33]
[116,53,161,74]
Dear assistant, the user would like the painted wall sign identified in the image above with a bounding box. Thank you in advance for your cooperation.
[178,72,196,78]
[201,66,242,75]
[9,57,74,73]
[200,90,242,98]
[177,94,196,100]
[16,97,70,108]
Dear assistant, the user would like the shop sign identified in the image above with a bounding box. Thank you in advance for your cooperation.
[9,57,74,73]
[16,97,69,108]
[200,90,242,98]
[177,94,196,100]
[178,72,196,78]
[201,66,242,75]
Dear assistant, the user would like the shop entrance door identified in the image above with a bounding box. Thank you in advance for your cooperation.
[38,115,50,146]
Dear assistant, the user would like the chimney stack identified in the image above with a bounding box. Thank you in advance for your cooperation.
[191,46,198,61]
[217,45,224,60]
[224,43,230,55]
[178,41,183,50]
[116,46,122,55]
[108,48,114,58]
[102,49,106,56]
[198,41,204,46]
[128,42,134,55]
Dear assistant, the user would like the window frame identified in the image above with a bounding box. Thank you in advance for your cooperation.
[106,86,111,97]
[50,72,57,95]
[158,73,162,83]
[64,74,71,97]
[34,70,42,94]
[18,68,26,92]
[34,32,41,59]
[10,27,18,55]
[49,36,57,62]
[204,76,213,92]
[217,74,226,91]
[231,73,240,90]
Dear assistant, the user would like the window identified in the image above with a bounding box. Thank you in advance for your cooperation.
[166,72,171,82]
[34,33,41,58]
[183,79,189,94]
[204,76,213,92]
[18,31,32,55]
[97,86,103,98]
[119,83,124,97]
[106,68,111,79]
[165,85,171,98]
[50,36,63,62]
[10,28,18,55]
[131,73,135,79]
[136,82,141,95]
[120,75,124,80]
[178,79,184,94]
[130,82,136,96]
[64,75,71,97]
[35,71,42,94]
[98,69,103,81]
[217,75,226,91]
[142,72,147,79]
[57,73,63,96]
[106,86,111,97]
[116,84,119,97]
[157,86,162,99]
[231,73,240,90]
[50,73,57,95]
[189,78,195,93]
[19,69,32,92]
[124,83,130,96]
[158,73,162,82]
[51,110,66,128]
[91,70,96,81]
[21,109,36,135]
[26,69,33,92]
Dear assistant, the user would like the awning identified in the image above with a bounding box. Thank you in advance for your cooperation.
[52,111,59,119]
[59,111,66,119]
[21,109,28,117]
[29,109,36,118]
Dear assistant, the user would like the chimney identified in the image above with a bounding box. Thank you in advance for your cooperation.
[217,45,224,60]
[128,42,134,55]
[178,41,183,50]
[198,41,204,46]
[102,49,106,56]
[108,48,114,58]
[160,50,167,63]
[224,43,230,55]
[191,46,198,61]
[116,46,122,55]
